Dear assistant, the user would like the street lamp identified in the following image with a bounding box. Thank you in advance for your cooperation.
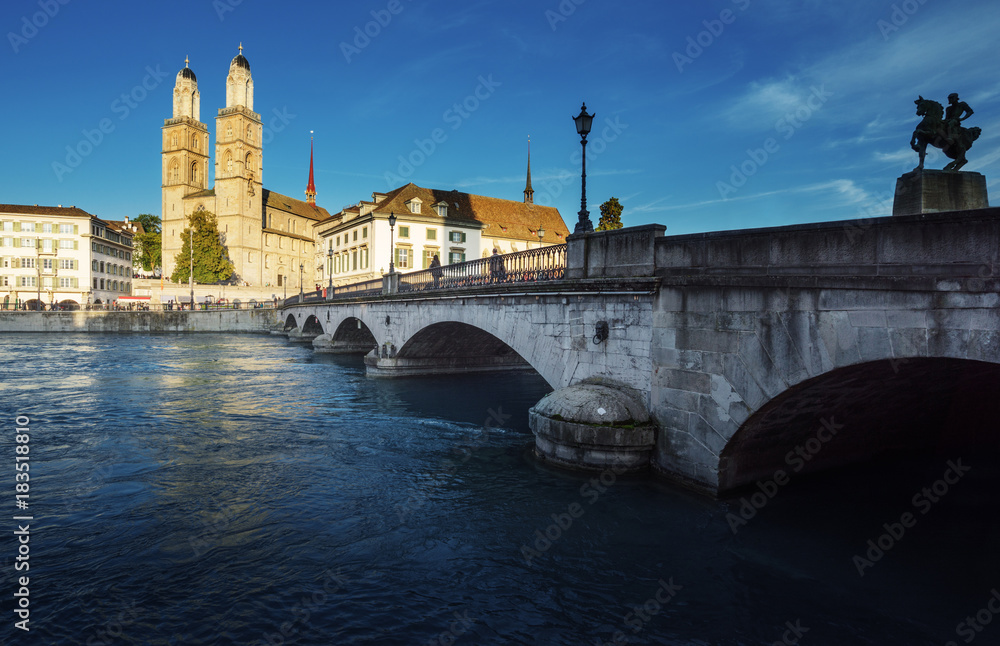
[299,263,304,301]
[388,212,397,274]
[537,225,545,249]
[572,103,595,234]
[327,246,333,297]
[189,225,194,310]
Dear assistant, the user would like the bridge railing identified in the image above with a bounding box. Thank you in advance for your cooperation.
[284,277,383,307]
[399,244,567,293]
[282,244,567,306]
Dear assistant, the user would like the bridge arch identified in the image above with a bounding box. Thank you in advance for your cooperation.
[301,315,324,336]
[388,321,533,375]
[717,357,1000,494]
[283,313,297,331]
[327,316,377,354]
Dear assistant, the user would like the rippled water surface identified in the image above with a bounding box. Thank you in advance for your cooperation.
[1,333,998,645]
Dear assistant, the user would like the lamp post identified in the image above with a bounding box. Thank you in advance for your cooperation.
[388,212,397,274]
[572,103,595,234]
[537,226,545,249]
[327,246,333,297]
[299,263,304,301]
[189,225,194,310]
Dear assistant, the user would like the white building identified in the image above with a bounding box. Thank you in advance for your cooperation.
[314,182,569,287]
[0,204,136,309]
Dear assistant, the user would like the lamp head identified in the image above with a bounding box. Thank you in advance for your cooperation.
[388,212,397,228]
[573,103,594,137]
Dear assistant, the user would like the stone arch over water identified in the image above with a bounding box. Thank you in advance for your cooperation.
[716,357,1000,494]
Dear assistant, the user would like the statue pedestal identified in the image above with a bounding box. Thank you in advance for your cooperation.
[893,170,989,216]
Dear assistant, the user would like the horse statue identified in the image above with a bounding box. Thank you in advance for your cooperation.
[910,96,981,172]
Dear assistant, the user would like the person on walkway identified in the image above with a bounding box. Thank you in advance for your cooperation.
[429,254,442,288]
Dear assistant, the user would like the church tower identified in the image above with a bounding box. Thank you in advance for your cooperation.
[214,44,263,280]
[162,57,210,280]
[305,133,317,206]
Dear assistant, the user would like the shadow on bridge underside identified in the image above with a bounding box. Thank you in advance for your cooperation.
[718,357,1000,495]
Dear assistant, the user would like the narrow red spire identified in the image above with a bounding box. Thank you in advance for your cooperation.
[305,131,317,206]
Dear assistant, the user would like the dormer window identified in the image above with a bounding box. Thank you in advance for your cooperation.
[434,202,448,217]
[406,198,422,214]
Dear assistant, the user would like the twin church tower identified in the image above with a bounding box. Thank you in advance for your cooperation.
[161,46,327,285]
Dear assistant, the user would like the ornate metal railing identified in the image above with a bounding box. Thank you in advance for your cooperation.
[284,277,383,307]
[399,244,566,293]
[282,245,567,306]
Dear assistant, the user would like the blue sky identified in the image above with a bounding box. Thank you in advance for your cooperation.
[3,0,999,235]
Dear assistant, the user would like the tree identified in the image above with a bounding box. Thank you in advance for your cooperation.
[596,197,624,231]
[170,209,235,284]
[133,213,161,272]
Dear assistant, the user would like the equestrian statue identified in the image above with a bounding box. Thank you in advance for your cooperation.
[910,93,981,172]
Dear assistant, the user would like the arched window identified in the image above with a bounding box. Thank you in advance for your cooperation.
[171,134,177,148]
[265,255,270,269]
[224,151,233,175]
[192,134,198,150]
[226,124,233,139]
[190,161,199,183]
[169,160,179,183]
[246,153,255,177]
[247,125,253,143]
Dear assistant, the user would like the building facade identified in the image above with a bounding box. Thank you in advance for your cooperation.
[314,182,569,288]
[0,204,135,309]
[161,48,330,290]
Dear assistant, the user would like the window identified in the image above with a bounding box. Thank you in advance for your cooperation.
[353,230,358,242]
[20,258,35,269]
[21,238,33,248]
[42,240,53,252]
[423,250,437,269]
[171,134,177,148]
[407,199,421,214]
[92,260,98,271]
[59,239,73,249]
[352,250,358,271]
[449,231,466,243]
[99,279,105,289]
[42,259,53,270]
[20,276,36,287]
[335,235,340,247]
[395,248,410,269]
[0,277,7,286]
[225,151,233,174]
[42,223,52,233]
[2,222,11,232]
[361,247,369,269]
[362,226,368,238]
[59,224,72,234]
[449,251,466,264]
[226,124,233,139]
[60,259,74,270]
[21,222,33,231]
[426,228,437,241]
[277,274,283,287]
[435,204,447,217]
[399,226,409,239]
[59,277,72,288]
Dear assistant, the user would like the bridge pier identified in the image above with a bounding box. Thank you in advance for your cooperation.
[312,333,376,354]
[363,353,531,378]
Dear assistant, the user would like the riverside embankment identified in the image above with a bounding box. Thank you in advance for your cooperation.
[0,309,279,333]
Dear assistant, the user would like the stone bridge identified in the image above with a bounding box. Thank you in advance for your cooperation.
[281,208,1000,496]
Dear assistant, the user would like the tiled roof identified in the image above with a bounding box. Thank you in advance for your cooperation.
[373,183,569,243]
[0,204,95,218]
[263,189,331,222]
[105,220,144,236]
[185,189,216,199]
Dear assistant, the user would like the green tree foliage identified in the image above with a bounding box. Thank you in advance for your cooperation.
[133,213,161,272]
[170,209,235,284]
[596,197,624,231]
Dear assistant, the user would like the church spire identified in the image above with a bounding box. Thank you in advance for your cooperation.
[305,131,317,206]
[524,136,534,204]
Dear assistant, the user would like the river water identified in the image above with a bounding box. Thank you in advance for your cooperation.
[1,333,998,645]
